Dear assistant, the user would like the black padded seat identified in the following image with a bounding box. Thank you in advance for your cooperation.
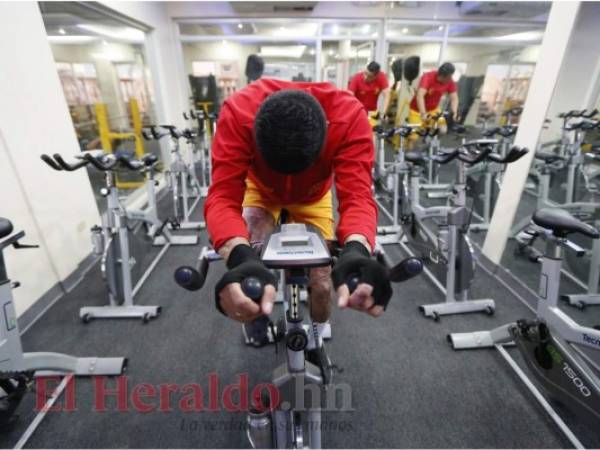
[533,208,600,238]
[142,154,158,165]
[404,152,427,164]
[488,146,528,164]
[0,218,13,239]
[396,126,413,138]
[535,152,564,164]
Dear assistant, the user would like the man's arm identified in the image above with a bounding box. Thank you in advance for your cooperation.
[333,106,377,253]
[381,88,391,118]
[450,91,459,121]
[416,87,428,120]
[203,103,252,261]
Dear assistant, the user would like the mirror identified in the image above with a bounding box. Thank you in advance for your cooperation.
[500,3,600,328]
[39,1,159,211]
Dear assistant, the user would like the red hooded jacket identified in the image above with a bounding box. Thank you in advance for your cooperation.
[204,78,377,250]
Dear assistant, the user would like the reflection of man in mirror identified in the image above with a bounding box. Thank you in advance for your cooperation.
[245,54,265,85]
[348,61,391,118]
[408,62,459,137]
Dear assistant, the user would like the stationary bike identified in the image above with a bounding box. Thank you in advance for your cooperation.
[174,222,423,449]
[449,208,600,445]
[0,219,126,427]
[401,141,505,320]
[146,125,205,231]
[41,151,163,322]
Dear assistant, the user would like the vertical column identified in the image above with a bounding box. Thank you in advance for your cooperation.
[482,2,581,264]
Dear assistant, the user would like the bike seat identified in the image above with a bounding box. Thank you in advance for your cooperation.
[535,152,564,164]
[404,151,427,165]
[487,146,528,164]
[142,154,158,166]
[396,126,413,138]
[533,208,600,238]
[0,218,13,239]
[482,127,500,138]
[451,124,467,134]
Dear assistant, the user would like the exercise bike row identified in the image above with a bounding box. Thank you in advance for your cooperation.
[2,118,599,447]
[3,203,600,448]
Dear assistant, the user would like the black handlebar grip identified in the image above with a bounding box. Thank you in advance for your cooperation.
[241,277,263,302]
[40,154,63,171]
[53,154,89,171]
[174,266,205,291]
[389,257,423,283]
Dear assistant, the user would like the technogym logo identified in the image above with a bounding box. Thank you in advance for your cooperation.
[583,333,600,348]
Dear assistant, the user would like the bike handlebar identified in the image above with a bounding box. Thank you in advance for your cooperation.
[52,154,90,171]
[174,245,424,302]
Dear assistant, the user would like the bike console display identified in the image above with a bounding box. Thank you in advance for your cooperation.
[261,223,331,269]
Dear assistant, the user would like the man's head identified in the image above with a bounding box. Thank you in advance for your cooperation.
[437,62,455,83]
[254,89,327,175]
[364,61,381,82]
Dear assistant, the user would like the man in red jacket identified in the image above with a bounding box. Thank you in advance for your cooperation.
[347,61,391,115]
[204,79,392,368]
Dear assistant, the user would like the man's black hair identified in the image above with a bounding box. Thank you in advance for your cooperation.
[254,90,327,175]
[367,61,381,74]
[438,62,455,78]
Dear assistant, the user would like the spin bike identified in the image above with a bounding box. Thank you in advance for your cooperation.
[449,208,600,446]
[174,223,423,449]
[0,219,126,426]
[146,125,205,231]
[41,151,163,322]
[183,109,211,196]
[402,141,526,320]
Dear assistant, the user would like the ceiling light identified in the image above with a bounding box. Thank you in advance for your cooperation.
[438,25,444,31]
[77,24,144,43]
[495,31,543,42]
[47,35,96,44]
[372,32,378,38]
[58,28,66,35]
[309,49,316,55]
[258,45,307,58]
[328,49,334,56]
[102,40,108,46]
[402,27,409,34]
[237,23,243,29]
[332,24,339,35]
[362,24,371,34]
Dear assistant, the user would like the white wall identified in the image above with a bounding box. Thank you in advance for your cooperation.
[0,2,100,315]
[0,1,188,317]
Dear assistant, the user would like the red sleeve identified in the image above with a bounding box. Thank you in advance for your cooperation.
[333,108,377,250]
[447,79,457,94]
[418,71,433,90]
[378,72,389,90]
[348,74,358,93]
[204,103,252,250]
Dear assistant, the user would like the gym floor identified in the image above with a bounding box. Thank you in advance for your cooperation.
[3,135,600,449]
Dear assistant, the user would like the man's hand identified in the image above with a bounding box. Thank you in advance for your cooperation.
[420,112,429,122]
[218,282,276,323]
[331,241,392,318]
[214,244,277,322]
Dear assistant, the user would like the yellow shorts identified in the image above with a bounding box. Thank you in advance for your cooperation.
[407,107,445,141]
[242,178,335,240]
